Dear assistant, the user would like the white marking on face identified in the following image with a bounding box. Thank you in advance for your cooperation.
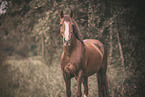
[64,21,70,41]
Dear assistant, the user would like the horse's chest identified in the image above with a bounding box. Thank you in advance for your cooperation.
[61,52,84,77]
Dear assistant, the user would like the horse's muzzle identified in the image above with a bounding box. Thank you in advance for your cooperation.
[64,39,71,46]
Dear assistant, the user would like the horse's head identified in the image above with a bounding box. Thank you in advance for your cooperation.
[60,10,74,46]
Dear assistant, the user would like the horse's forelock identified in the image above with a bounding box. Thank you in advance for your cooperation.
[64,15,71,22]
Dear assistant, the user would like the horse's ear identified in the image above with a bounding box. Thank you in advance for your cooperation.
[70,10,74,18]
[60,10,64,18]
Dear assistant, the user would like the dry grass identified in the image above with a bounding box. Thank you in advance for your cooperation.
[0,56,130,97]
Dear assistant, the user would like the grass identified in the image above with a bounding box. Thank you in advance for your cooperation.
[0,56,130,97]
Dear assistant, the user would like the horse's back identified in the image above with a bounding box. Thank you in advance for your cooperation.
[84,39,104,55]
[83,39,105,76]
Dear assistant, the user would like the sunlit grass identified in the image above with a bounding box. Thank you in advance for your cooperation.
[0,56,130,97]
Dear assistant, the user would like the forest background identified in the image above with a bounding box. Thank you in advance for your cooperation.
[0,0,145,97]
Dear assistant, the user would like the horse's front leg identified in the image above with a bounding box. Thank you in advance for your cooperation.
[82,76,88,97]
[63,73,71,97]
[76,70,83,97]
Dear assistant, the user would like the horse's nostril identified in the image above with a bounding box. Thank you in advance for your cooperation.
[68,64,70,66]
[64,39,71,46]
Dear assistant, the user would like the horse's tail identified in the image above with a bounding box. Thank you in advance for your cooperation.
[97,69,109,97]
[97,47,109,97]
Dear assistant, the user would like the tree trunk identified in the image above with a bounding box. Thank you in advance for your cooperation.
[115,20,125,97]
[41,35,44,57]
[108,25,113,64]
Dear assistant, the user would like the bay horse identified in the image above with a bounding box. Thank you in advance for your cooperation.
[60,10,108,97]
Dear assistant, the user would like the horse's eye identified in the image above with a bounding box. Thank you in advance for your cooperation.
[60,24,63,27]
[72,24,75,29]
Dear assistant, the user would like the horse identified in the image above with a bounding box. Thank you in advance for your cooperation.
[60,10,108,97]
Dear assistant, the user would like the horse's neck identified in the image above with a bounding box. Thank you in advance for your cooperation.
[64,39,82,57]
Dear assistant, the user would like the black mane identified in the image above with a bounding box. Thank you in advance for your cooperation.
[64,15,84,44]
[72,19,84,44]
